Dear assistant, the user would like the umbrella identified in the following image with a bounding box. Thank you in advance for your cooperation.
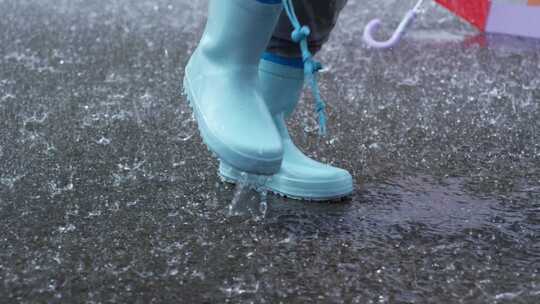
[363,0,540,49]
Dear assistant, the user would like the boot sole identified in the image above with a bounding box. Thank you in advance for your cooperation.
[219,161,354,202]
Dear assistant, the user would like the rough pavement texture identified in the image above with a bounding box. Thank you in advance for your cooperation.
[1,0,539,303]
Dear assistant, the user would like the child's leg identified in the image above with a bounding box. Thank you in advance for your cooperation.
[183,0,286,176]
[267,0,348,57]
[219,0,355,200]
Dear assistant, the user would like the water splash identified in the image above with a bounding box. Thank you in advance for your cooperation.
[96,137,111,145]
[228,172,270,219]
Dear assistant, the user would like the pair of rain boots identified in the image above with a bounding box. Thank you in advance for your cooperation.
[183,0,353,200]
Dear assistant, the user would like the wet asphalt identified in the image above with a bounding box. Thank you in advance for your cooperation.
[1,0,539,303]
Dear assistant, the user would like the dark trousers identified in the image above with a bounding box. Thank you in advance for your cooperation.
[267,0,348,57]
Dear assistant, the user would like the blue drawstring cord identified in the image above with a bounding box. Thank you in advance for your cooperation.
[282,0,327,136]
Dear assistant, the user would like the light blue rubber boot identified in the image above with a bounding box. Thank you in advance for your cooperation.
[220,55,354,201]
[183,0,284,175]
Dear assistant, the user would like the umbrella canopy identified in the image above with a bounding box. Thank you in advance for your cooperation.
[364,0,540,48]
[436,0,540,38]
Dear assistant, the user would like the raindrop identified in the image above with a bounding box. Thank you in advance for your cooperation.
[96,137,111,145]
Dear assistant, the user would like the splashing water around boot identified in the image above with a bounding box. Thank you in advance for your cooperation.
[228,172,270,220]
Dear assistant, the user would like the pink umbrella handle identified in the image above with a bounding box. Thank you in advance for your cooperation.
[363,0,425,49]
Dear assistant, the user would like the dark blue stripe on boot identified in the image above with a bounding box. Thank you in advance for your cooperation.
[261,52,304,69]
[256,0,281,4]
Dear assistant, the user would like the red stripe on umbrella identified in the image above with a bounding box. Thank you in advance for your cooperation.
[435,0,490,31]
